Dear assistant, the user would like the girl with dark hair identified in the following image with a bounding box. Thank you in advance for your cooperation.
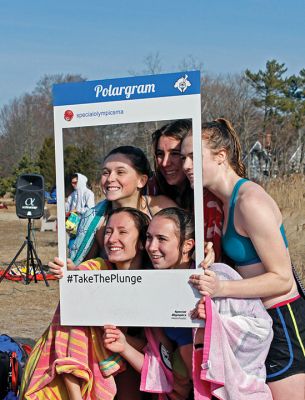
[145,207,195,380]
[69,145,177,266]
[150,120,193,209]
[21,207,151,400]
[182,119,305,400]
[149,120,223,262]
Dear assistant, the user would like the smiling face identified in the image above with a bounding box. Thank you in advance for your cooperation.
[145,215,181,269]
[101,153,147,204]
[104,211,141,270]
[155,136,186,187]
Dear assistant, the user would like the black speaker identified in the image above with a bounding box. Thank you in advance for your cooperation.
[15,174,45,219]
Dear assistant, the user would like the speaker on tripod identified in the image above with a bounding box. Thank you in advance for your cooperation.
[0,173,49,286]
[16,174,45,219]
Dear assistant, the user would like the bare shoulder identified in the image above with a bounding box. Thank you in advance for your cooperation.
[237,180,281,223]
[146,195,177,214]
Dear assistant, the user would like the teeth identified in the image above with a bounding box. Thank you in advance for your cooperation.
[109,247,122,251]
[107,187,120,191]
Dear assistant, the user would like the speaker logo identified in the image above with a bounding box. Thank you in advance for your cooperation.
[23,197,37,209]
[64,110,74,121]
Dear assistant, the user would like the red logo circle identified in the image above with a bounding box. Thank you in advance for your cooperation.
[64,110,74,121]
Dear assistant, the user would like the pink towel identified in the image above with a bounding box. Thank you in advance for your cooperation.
[140,328,192,400]
[141,264,273,400]
[193,263,273,400]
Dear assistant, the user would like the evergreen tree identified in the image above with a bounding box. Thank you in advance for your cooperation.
[64,144,80,193]
[36,137,56,191]
[282,71,305,171]
[245,60,287,131]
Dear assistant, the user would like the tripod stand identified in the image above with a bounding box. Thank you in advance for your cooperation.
[0,219,49,286]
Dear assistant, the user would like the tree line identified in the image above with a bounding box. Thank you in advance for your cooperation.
[0,59,304,196]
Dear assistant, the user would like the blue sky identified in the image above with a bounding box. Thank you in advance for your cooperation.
[0,0,304,107]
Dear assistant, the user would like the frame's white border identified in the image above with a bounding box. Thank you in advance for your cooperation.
[53,72,203,327]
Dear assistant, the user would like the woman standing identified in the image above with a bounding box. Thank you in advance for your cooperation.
[182,119,305,400]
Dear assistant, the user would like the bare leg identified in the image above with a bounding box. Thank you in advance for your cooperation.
[194,327,205,347]
[179,344,193,379]
[268,373,305,400]
[115,364,143,400]
[63,374,83,400]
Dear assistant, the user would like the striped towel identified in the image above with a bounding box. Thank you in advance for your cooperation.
[20,258,125,400]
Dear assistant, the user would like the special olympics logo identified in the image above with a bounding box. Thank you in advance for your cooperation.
[174,74,191,93]
[64,110,74,121]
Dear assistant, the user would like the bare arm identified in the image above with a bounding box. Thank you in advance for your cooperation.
[103,325,144,373]
[190,190,294,299]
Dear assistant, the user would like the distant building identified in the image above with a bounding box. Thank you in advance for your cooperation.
[243,140,272,180]
[289,145,305,173]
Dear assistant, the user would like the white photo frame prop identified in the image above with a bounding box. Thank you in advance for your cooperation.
[53,71,204,327]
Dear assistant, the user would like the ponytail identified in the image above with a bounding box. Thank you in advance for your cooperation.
[202,118,246,178]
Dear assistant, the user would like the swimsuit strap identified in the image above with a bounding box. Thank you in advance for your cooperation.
[228,178,248,225]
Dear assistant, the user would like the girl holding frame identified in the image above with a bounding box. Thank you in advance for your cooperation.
[104,207,273,399]
[182,119,305,400]
[21,207,151,400]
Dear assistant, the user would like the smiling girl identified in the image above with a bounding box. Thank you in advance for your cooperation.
[21,207,151,400]
[104,208,196,397]
[149,120,223,262]
[70,145,177,265]
[104,207,273,399]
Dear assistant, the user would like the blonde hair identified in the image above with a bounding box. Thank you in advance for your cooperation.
[201,118,246,178]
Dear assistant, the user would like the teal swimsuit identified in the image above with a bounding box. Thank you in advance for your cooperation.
[222,179,305,383]
[221,178,288,267]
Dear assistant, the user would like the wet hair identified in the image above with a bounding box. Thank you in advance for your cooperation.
[152,207,195,259]
[200,118,246,178]
[151,120,193,210]
[104,146,152,180]
[106,206,151,266]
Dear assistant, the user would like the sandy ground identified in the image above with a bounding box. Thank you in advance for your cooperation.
[0,198,304,348]
[0,204,59,346]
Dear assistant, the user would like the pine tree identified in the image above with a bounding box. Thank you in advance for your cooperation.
[245,60,287,132]
[36,137,56,191]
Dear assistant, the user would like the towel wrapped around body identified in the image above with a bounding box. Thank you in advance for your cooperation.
[20,258,125,400]
[141,263,273,400]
